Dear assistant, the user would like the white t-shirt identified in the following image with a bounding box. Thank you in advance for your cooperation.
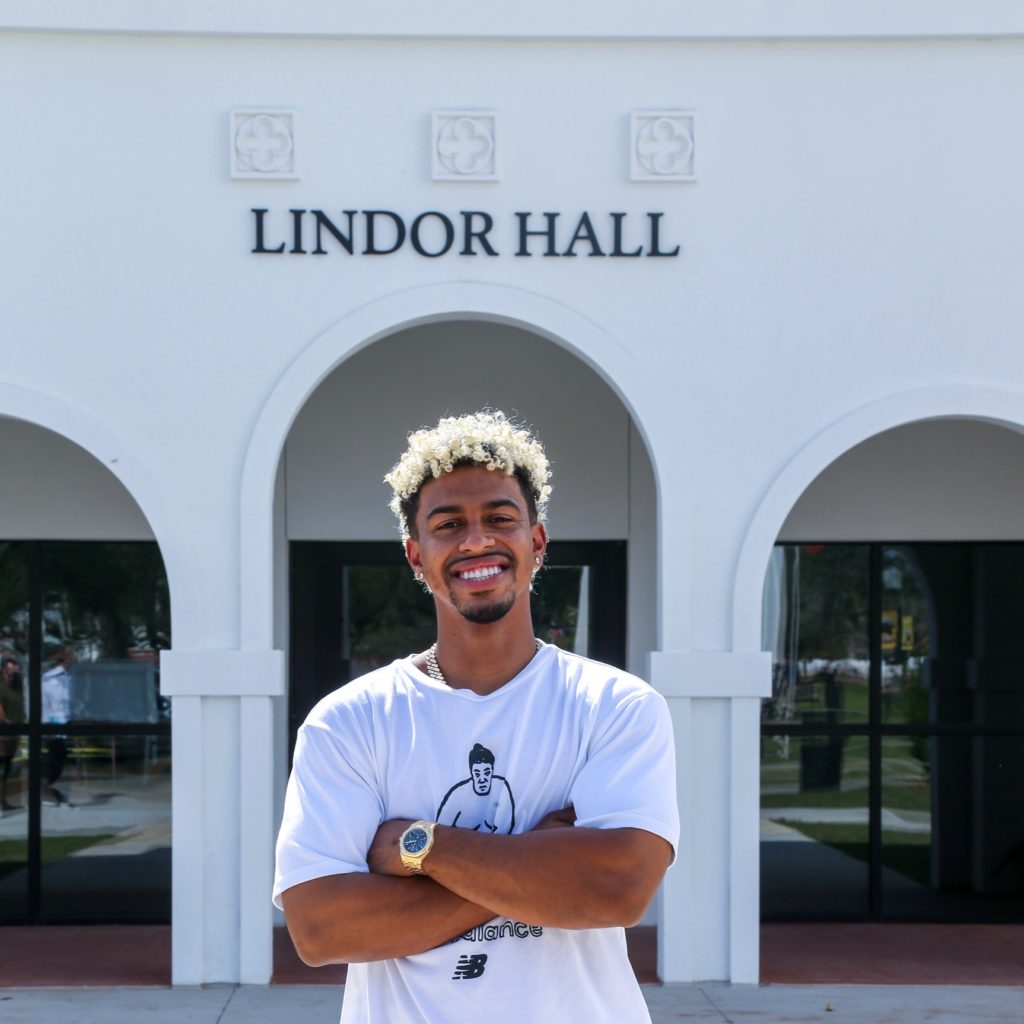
[41,665,72,725]
[274,643,679,1024]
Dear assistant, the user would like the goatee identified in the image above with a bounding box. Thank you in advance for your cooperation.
[455,592,516,625]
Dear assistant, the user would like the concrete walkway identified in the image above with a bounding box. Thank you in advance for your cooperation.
[1,983,1022,1023]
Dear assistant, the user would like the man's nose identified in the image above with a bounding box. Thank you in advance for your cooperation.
[460,521,496,550]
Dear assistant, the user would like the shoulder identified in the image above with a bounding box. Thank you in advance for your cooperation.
[301,659,416,735]
[542,645,663,711]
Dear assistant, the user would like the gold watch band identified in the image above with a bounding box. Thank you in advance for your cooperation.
[399,820,436,875]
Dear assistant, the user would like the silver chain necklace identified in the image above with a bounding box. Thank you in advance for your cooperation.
[424,638,544,684]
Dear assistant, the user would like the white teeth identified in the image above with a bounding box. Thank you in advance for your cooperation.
[459,566,502,580]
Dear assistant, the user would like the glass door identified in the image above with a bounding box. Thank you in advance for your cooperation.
[289,541,626,756]
[761,542,1024,922]
[0,542,171,924]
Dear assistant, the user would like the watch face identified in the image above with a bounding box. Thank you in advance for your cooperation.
[402,827,429,855]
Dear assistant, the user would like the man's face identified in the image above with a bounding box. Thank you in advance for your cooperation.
[471,762,493,795]
[405,464,546,627]
[1,662,15,681]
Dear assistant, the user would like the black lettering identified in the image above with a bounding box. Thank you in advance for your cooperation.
[312,210,356,254]
[460,211,499,256]
[647,212,680,257]
[363,210,406,255]
[251,209,285,254]
[410,211,455,257]
[515,212,559,257]
[562,212,606,257]
[610,212,643,257]
[289,209,306,254]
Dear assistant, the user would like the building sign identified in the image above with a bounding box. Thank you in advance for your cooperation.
[250,209,680,258]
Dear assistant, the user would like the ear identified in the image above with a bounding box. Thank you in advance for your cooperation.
[405,537,422,574]
[531,522,547,562]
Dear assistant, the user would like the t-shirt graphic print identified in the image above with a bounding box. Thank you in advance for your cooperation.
[436,742,516,833]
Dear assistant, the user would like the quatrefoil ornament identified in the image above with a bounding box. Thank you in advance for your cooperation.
[230,110,299,180]
[432,112,499,181]
[631,111,696,182]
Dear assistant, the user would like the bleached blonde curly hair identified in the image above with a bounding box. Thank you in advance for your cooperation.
[385,410,552,541]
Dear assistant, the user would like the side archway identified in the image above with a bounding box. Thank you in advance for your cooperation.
[732,384,1024,654]
[0,383,200,645]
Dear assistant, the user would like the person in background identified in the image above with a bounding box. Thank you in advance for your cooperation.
[0,657,25,811]
[41,649,75,806]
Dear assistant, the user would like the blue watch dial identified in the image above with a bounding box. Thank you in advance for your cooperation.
[403,827,429,854]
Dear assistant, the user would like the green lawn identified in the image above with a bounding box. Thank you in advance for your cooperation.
[0,835,115,880]
[762,734,931,813]
[775,819,932,886]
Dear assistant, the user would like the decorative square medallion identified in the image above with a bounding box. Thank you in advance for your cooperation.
[630,111,696,182]
[432,112,499,181]
[230,109,299,180]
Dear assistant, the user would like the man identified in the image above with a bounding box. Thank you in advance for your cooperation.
[41,650,75,806]
[275,411,678,1022]
[0,657,25,810]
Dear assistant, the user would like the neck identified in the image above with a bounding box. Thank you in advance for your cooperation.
[428,602,539,695]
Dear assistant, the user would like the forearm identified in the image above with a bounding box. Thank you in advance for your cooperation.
[282,872,495,965]
[420,825,670,929]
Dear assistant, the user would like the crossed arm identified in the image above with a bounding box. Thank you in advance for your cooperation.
[281,807,672,966]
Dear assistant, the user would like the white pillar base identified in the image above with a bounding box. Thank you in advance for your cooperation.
[649,651,770,983]
[161,649,285,985]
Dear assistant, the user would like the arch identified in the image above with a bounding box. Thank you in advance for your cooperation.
[0,383,201,646]
[239,281,685,650]
[731,384,1024,653]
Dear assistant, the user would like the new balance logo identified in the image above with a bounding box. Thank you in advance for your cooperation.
[452,953,488,980]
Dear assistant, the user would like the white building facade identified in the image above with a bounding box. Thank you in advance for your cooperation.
[1,2,1023,986]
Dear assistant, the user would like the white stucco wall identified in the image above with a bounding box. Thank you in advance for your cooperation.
[3,8,1024,987]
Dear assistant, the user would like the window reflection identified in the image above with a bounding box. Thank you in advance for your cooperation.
[0,540,170,924]
[342,566,437,680]
[763,541,1024,922]
[762,545,870,726]
[532,565,590,654]
[881,546,938,726]
[39,734,171,922]
[761,735,869,918]
[41,543,169,725]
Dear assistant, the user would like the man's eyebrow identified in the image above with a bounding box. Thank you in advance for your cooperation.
[425,498,522,519]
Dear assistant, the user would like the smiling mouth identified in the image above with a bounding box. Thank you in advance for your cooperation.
[453,564,505,582]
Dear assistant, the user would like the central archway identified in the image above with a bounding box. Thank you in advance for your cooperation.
[237,282,689,984]
[239,282,685,653]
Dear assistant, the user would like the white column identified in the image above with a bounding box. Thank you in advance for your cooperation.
[169,694,204,985]
[649,651,771,983]
[239,694,278,983]
[161,648,285,986]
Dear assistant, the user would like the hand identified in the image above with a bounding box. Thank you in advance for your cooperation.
[366,818,414,877]
[531,804,576,831]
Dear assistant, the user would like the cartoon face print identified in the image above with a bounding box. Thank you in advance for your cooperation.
[436,742,516,834]
[471,762,493,795]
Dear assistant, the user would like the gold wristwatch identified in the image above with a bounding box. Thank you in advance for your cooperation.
[399,820,436,875]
